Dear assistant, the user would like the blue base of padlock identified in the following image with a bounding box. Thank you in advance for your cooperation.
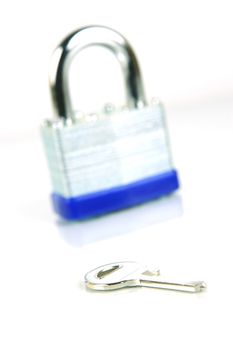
[51,170,179,221]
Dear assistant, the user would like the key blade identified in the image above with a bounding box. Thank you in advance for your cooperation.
[140,278,207,293]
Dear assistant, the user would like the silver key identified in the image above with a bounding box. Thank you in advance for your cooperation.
[85,261,206,293]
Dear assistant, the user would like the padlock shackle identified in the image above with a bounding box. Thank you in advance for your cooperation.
[49,25,147,119]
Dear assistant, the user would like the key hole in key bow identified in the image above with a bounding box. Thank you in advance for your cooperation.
[97,264,122,279]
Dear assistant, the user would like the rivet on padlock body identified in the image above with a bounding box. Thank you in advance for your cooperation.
[41,25,179,220]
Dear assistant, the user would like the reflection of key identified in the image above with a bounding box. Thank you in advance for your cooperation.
[85,261,207,293]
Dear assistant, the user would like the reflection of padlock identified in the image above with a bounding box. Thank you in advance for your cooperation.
[41,25,179,220]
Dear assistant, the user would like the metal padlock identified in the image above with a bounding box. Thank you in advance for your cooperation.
[41,25,179,220]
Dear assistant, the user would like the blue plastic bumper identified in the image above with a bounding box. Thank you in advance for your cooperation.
[51,170,179,221]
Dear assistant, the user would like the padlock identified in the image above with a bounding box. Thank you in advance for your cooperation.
[41,25,179,220]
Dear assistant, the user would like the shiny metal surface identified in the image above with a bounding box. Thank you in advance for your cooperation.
[41,104,173,198]
[49,25,146,119]
[85,261,207,293]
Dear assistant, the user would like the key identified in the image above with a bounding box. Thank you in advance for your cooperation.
[85,261,206,293]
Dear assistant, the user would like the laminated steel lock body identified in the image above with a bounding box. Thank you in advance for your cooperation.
[41,25,179,220]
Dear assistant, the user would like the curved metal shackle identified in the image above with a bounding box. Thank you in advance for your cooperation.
[49,25,147,119]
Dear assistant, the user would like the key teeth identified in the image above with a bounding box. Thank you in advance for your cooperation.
[141,269,160,277]
[199,281,207,291]
[192,281,207,292]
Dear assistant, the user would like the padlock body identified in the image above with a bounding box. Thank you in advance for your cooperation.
[41,103,179,220]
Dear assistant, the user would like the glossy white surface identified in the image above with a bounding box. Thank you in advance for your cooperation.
[1,98,232,349]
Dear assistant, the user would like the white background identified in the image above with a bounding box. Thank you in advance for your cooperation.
[0,1,233,349]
